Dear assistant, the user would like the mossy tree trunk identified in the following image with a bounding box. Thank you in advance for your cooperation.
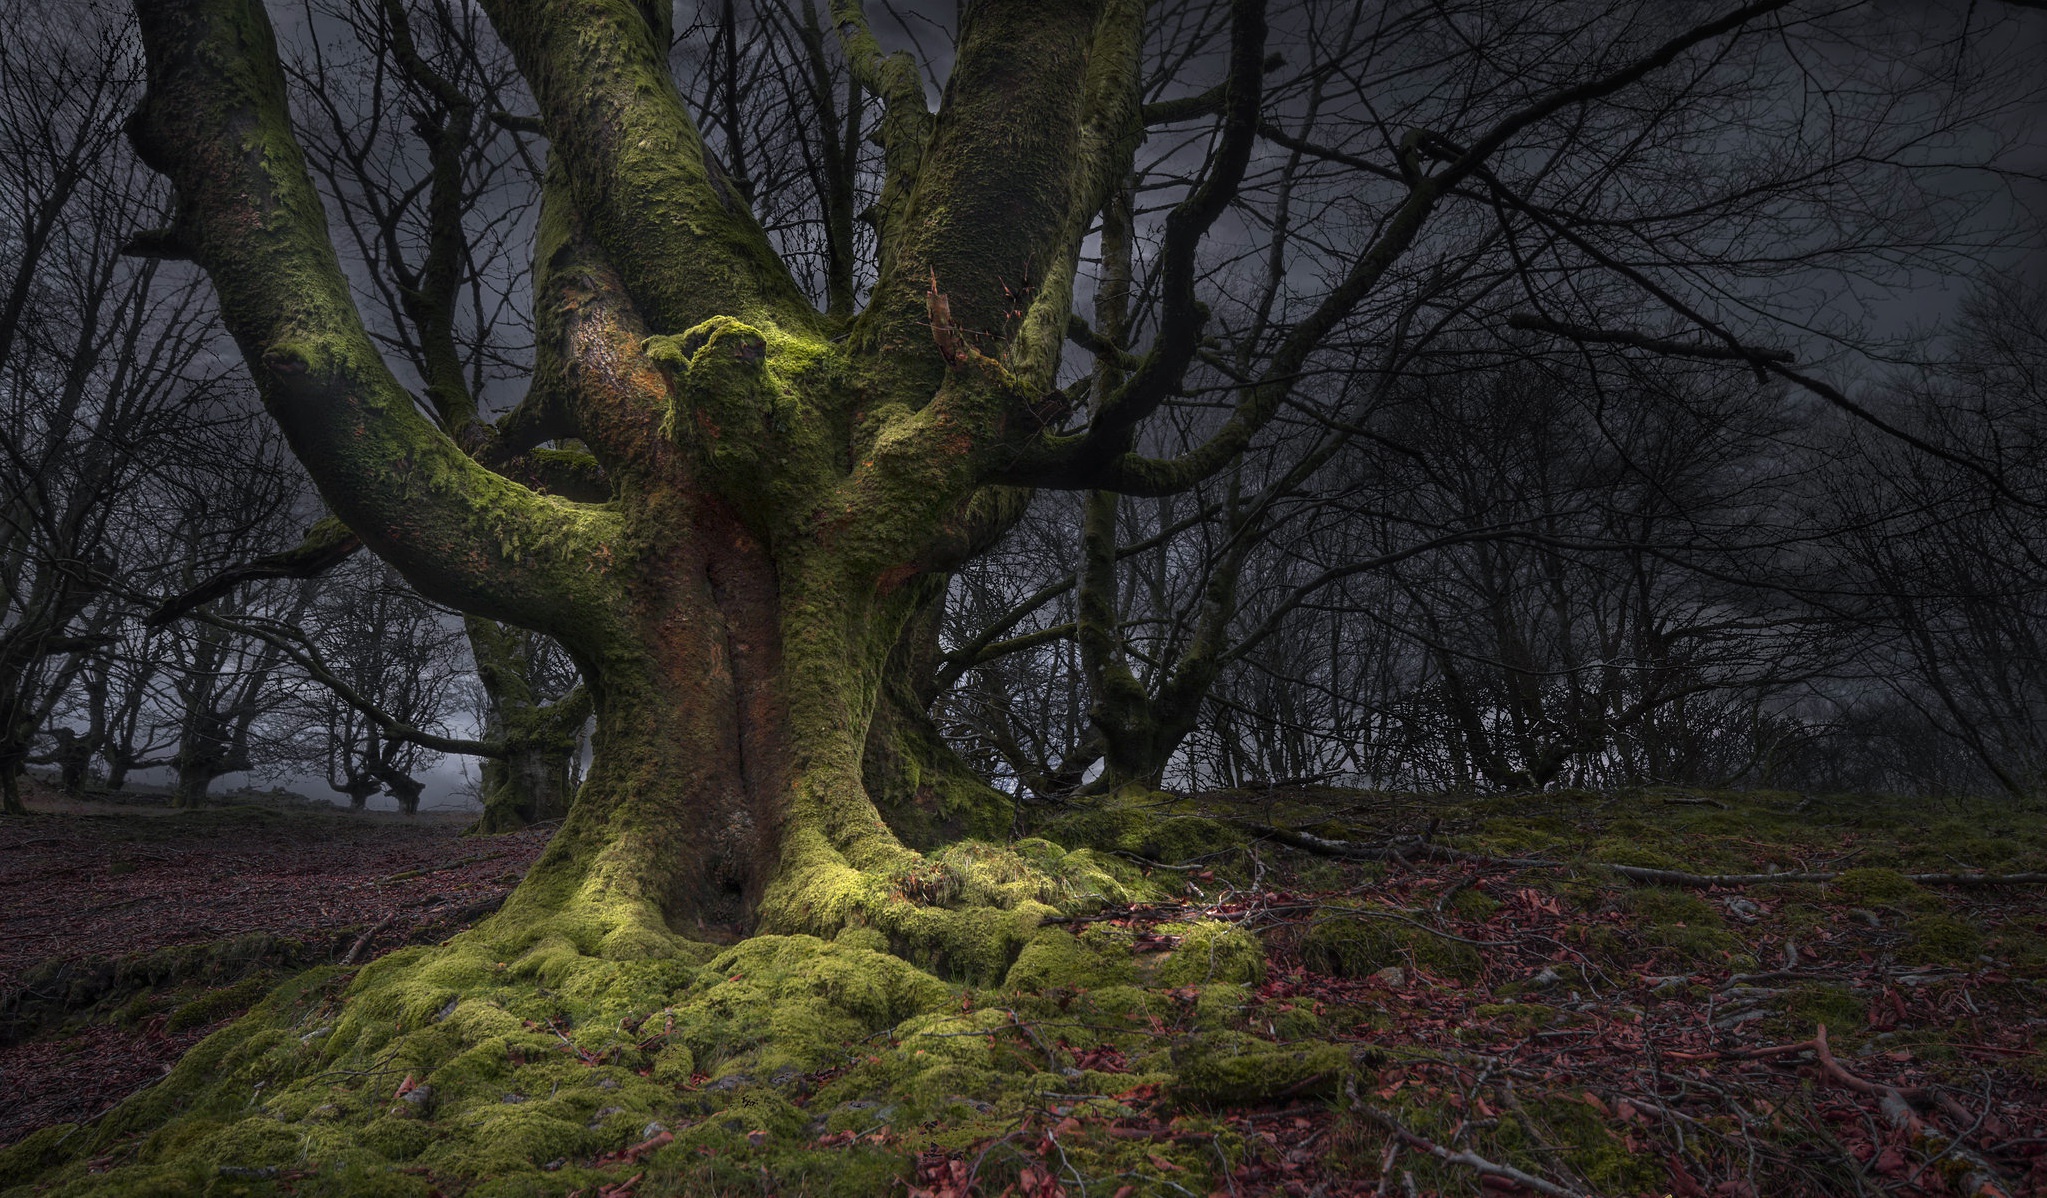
[128,0,1173,942]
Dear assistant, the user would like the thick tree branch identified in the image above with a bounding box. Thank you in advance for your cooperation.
[830,0,931,261]
[477,0,816,334]
[1079,0,1267,454]
[852,0,1122,399]
[128,0,615,633]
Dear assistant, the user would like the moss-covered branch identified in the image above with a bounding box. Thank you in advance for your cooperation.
[477,0,817,334]
[830,0,931,275]
[129,0,619,633]
[851,0,1119,405]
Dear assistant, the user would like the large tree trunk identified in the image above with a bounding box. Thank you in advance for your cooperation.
[497,495,908,944]
[129,0,1140,955]
[171,761,225,808]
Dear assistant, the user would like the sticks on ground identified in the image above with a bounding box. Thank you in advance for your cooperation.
[1353,1100,1589,1198]
[1243,822,2047,890]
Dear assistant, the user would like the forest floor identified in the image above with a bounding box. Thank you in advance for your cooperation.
[2,781,2046,1196]
[0,777,547,1147]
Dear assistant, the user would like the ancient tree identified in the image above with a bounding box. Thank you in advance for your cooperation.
[123,0,2028,945]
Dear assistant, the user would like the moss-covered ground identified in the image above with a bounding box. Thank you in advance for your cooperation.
[5,785,2047,1196]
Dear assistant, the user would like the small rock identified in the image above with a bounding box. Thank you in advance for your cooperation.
[400,1083,434,1107]
[502,1093,526,1104]
[1371,966,1405,987]
[643,1121,668,1140]
[1526,966,1562,990]
[436,998,460,1022]
[299,1026,333,1044]
[543,1159,565,1172]
[704,1073,754,1094]
[595,1076,620,1090]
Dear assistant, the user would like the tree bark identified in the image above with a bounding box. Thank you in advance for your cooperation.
[129,0,1143,945]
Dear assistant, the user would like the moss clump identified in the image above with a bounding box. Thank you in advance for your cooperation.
[1299,905,1481,982]
[1493,1097,1663,1194]
[1831,867,1926,906]
[1151,921,1265,987]
[165,975,274,1033]
[0,1125,76,1184]
[676,935,954,1077]
[1169,1031,1351,1106]
[3,932,317,1043]
[1472,1002,1568,1034]
[1446,888,1501,919]
[1587,836,1686,871]
[1002,928,1136,991]
[1780,984,1865,1038]
[759,829,1143,985]
[1904,914,1985,965]
[1624,888,1745,966]
[1033,798,1241,866]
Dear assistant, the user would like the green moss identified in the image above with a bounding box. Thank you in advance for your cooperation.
[1831,868,1926,906]
[1904,914,1985,965]
[1151,921,1265,987]
[1033,798,1242,865]
[0,1124,78,1183]
[1003,929,1136,991]
[1447,888,1501,919]
[165,976,272,1033]
[1494,1097,1663,1194]
[1169,1031,1350,1106]
[1300,905,1481,982]
[1781,984,1865,1036]
[1624,888,1746,966]
[1472,1002,1568,1034]
[1586,836,1685,870]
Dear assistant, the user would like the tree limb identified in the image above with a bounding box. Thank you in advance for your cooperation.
[129,0,618,633]
[146,517,363,627]
[476,0,815,333]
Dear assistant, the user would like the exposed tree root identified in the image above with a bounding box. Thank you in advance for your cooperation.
[1694,1025,2020,1198]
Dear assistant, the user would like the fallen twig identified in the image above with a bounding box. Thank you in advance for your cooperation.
[1354,1102,1588,1198]
[340,915,397,966]
[1244,822,2047,888]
